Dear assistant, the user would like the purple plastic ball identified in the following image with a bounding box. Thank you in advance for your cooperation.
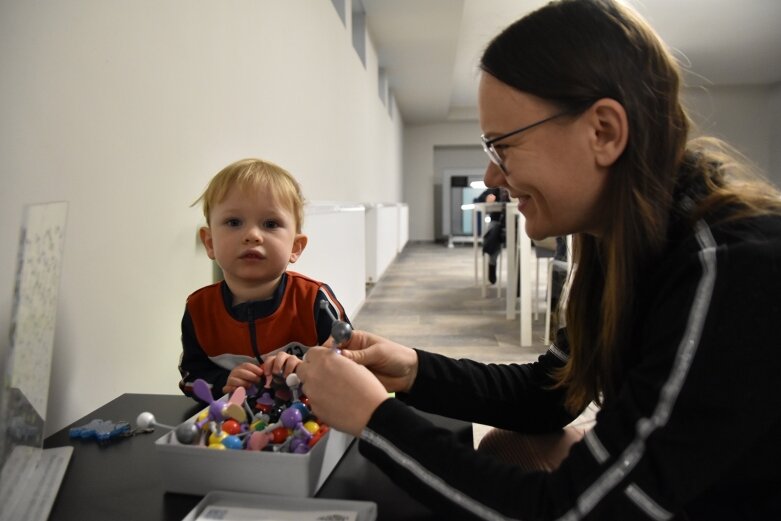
[290,438,309,453]
[280,408,302,429]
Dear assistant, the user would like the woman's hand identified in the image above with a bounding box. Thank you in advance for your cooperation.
[223,362,264,394]
[296,346,390,436]
[325,329,419,393]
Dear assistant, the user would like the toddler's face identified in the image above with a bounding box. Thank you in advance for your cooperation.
[201,184,305,300]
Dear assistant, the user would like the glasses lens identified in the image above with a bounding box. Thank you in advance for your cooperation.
[489,146,502,166]
[481,138,502,167]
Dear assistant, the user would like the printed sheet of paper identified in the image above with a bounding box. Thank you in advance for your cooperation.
[1,202,69,511]
[0,445,73,521]
[8,201,68,419]
[196,505,358,521]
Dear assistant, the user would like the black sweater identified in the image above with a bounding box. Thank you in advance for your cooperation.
[358,212,781,520]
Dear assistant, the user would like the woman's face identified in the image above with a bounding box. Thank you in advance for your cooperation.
[478,73,611,240]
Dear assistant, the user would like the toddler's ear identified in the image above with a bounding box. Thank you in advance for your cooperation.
[199,226,216,260]
[289,234,308,263]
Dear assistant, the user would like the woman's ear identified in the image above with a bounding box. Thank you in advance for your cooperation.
[289,234,308,263]
[587,98,629,168]
[199,226,216,260]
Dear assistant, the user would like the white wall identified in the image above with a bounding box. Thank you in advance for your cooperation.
[683,84,774,180]
[403,122,481,241]
[295,203,367,319]
[770,83,781,184]
[0,0,403,435]
[364,204,401,283]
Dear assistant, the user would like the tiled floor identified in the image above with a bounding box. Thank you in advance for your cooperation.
[352,241,584,447]
[354,241,551,363]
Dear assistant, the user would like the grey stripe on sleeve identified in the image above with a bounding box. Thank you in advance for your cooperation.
[584,429,610,464]
[361,428,516,521]
[548,343,569,362]
[625,483,674,520]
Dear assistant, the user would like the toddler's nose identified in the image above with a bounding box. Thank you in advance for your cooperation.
[244,227,262,243]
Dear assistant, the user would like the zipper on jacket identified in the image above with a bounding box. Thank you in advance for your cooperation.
[247,306,262,364]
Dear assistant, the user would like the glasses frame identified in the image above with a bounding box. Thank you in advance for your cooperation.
[480,109,574,173]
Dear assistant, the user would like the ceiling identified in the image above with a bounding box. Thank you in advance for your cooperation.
[362,0,781,125]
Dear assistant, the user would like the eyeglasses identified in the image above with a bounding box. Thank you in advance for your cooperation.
[480,110,573,173]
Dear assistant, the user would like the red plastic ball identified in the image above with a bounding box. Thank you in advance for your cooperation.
[271,427,288,444]
[221,419,242,435]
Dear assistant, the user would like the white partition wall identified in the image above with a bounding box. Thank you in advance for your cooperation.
[365,203,401,283]
[292,203,367,320]
[397,203,409,253]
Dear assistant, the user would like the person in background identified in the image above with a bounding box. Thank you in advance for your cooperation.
[290,1,781,519]
[178,158,349,401]
[473,187,510,283]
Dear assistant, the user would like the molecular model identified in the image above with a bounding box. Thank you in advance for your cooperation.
[137,374,328,453]
[138,318,352,453]
[69,419,131,441]
[321,302,352,354]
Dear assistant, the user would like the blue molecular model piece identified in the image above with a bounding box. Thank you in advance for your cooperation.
[69,419,131,441]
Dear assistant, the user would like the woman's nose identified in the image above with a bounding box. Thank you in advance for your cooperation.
[483,162,504,188]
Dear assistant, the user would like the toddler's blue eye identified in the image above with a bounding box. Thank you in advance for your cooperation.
[264,220,280,229]
[226,218,242,227]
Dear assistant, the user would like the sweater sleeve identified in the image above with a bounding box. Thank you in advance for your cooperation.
[357,220,781,520]
[396,329,577,433]
[178,308,229,402]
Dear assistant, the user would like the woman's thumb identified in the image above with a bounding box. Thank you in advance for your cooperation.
[341,346,370,366]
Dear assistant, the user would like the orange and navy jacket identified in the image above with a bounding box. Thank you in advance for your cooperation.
[178,271,349,401]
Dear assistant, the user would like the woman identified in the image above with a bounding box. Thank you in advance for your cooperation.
[292,1,781,518]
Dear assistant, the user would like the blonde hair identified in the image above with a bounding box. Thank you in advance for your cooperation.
[193,158,305,232]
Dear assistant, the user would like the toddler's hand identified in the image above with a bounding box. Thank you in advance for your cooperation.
[223,362,264,394]
[262,352,303,380]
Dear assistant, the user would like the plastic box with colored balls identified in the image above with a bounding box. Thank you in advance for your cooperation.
[153,410,353,497]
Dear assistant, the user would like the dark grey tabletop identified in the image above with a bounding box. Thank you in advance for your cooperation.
[44,393,472,521]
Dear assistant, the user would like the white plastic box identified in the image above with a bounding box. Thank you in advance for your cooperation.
[154,416,353,497]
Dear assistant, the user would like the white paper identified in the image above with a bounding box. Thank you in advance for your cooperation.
[0,445,73,521]
[195,505,358,521]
